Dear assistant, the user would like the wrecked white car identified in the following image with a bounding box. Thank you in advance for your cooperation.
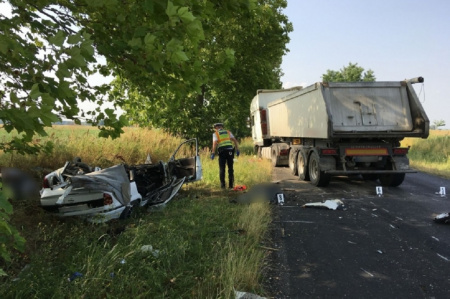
[40,138,202,223]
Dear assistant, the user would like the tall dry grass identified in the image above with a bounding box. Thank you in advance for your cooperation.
[402,129,450,178]
[0,126,190,172]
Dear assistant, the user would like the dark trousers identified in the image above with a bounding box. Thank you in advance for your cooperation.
[218,148,234,188]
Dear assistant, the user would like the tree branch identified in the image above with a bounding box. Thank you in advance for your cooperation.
[29,4,77,35]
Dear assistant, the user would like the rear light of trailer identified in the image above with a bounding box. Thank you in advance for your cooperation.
[260,109,268,135]
[321,149,338,155]
[260,109,267,122]
[261,123,268,135]
[393,147,409,155]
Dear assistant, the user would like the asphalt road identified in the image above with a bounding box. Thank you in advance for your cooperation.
[266,167,450,299]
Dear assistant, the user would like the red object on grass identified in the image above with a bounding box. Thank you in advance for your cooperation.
[233,185,247,191]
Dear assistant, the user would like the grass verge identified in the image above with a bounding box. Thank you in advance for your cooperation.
[0,128,273,298]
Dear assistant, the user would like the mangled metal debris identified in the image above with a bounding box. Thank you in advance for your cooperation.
[140,245,160,257]
[302,199,346,210]
[40,138,202,223]
[434,212,450,224]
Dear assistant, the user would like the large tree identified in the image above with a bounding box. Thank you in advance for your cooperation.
[0,0,291,152]
[322,62,376,83]
[114,0,291,144]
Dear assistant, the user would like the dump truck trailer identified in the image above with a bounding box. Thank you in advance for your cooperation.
[250,77,429,187]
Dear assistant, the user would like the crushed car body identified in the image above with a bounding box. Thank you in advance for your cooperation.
[40,138,202,223]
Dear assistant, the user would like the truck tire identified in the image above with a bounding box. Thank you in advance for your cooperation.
[379,173,405,187]
[362,174,378,181]
[254,145,262,158]
[379,161,405,187]
[308,152,330,187]
[289,150,298,175]
[297,151,310,181]
[271,148,279,167]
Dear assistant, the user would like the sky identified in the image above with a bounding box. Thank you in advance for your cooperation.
[280,0,450,128]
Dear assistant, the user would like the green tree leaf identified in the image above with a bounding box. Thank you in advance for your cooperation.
[173,50,189,63]
[67,33,82,44]
[128,37,142,49]
[186,20,204,41]
[81,40,95,56]
[178,7,195,23]
[56,62,71,79]
[0,184,25,273]
[29,84,41,99]
[0,195,13,214]
[48,30,65,47]
[166,1,178,18]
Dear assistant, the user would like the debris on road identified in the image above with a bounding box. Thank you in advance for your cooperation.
[434,212,450,224]
[360,268,374,278]
[302,199,346,210]
[436,253,449,262]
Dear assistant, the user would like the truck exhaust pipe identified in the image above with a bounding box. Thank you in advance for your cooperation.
[406,77,424,84]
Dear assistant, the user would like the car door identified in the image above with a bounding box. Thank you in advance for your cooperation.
[168,138,203,183]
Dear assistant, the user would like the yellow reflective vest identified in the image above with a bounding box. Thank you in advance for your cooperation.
[215,129,233,149]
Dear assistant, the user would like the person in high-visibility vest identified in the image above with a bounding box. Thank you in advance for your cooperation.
[210,123,240,189]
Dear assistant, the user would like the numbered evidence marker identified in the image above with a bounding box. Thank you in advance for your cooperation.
[376,186,383,197]
[439,187,446,197]
[277,193,285,205]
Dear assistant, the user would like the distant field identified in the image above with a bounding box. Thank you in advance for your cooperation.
[0,125,190,171]
[1,125,448,179]
[402,129,450,179]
